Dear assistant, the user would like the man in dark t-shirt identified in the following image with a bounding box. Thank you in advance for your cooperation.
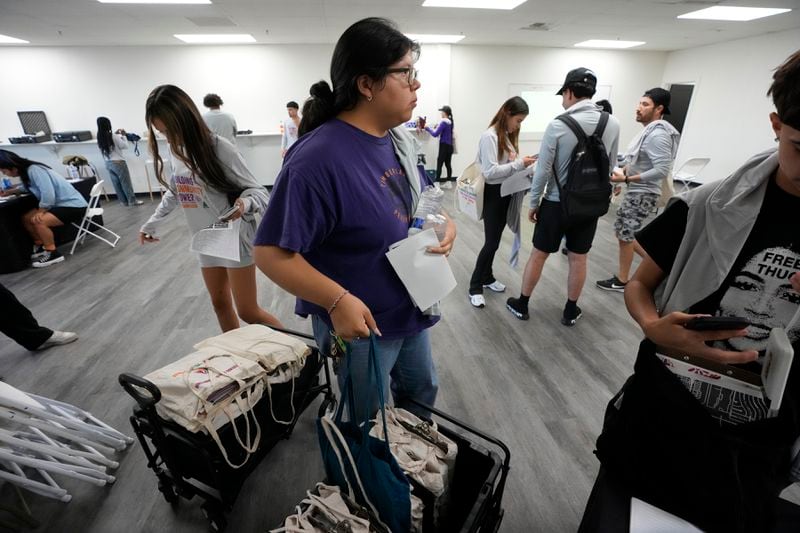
[579,49,800,533]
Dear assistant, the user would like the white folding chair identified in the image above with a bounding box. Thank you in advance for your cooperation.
[672,157,711,193]
[69,180,121,255]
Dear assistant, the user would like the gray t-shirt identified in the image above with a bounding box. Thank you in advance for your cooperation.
[203,109,237,146]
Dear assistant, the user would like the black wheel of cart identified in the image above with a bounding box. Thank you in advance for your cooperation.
[202,502,227,532]
[318,394,336,418]
[157,478,179,506]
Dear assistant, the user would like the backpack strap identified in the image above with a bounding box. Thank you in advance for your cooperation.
[556,113,587,143]
[556,111,609,141]
[594,111,609,138]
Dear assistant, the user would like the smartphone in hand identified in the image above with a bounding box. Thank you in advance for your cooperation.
[217,205,239,222]
[684,316,751,331]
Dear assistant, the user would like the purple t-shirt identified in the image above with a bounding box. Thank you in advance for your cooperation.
[255,119,438,339]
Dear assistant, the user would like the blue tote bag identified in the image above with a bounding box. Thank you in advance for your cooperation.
[317,335,411,532]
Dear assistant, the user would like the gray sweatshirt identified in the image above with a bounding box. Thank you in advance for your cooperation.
[140,135,268,261]
[624,120,681,195]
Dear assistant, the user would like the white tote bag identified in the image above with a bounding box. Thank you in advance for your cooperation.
[194,325,311,424]
[455,162,485,221]
[194,324,309,383]
[145,349,266,468]
[369,407,457,497]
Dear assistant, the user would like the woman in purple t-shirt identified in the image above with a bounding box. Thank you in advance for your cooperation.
[254,18,456,419]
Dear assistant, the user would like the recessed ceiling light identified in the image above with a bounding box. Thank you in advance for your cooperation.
[405,33,465,43]
[174,34,256,44]
[677,6,791,21]
[574,40,645,49]
[99,0,211,3]
[422,0,527,10]
[0,34,29,44]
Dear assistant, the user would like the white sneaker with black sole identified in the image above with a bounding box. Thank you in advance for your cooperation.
[483,281,506,293]
[469,293,486,308]
[32,250,65,268]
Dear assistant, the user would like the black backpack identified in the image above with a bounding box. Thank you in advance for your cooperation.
[553,111,611,223]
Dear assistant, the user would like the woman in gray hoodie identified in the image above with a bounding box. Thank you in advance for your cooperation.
[139,85,283,332]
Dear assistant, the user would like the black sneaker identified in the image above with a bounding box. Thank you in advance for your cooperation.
[32,250,65,268]
[596,276,626,292]
[506,297,530,320]
[561,305,582,326]
[31,244,46,259]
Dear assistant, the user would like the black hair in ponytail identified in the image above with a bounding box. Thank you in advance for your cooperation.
[299,17,420,135]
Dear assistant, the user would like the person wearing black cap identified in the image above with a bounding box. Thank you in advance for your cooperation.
[424,105,454,181]
[506,67,620,325]
[596,88,680,293]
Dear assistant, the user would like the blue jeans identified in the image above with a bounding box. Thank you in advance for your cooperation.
[312,315,438,422]
[105,160,136,205]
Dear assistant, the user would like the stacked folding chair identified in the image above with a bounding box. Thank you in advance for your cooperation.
[0,381,132,526]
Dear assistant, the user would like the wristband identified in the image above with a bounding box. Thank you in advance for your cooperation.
[327,289,349,315]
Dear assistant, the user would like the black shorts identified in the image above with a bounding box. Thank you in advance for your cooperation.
[532,199,599,254]
[48,206,85,225]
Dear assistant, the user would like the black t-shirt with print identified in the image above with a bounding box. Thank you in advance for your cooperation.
[637,176,800,359]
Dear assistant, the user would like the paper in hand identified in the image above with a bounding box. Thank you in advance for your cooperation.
[386,228,457,311]
[190,218,241,262]
[500,167,534,197]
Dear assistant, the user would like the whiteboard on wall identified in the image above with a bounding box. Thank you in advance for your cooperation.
[509,84,612,140]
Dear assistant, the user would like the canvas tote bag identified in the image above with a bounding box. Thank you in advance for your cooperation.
[194,325,311,424]
[145,349,266,468]
[317,336,414,533]
[455,161,485,221]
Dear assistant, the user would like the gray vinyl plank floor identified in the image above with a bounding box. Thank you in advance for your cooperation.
[1,190,797,532]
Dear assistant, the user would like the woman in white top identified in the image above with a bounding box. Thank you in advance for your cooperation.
[96,117,142,206]
[139,85,283,332]
[468,97,536,308]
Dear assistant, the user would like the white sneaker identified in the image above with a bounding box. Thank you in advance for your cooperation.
[469,294,486,308]
[36,331,78,350]
[483,281,506,293]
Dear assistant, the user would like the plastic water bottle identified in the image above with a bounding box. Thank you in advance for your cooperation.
[408,185,444,236]
[1,177,11,190]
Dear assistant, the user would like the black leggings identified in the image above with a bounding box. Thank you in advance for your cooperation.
[436,142,453,180]
[469,183,510,294]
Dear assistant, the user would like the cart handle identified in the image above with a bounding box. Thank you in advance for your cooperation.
[118,373,161,408]
[267,325,316,343]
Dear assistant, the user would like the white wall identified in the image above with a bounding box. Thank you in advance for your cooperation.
[449,46,668,174]
[5,36,792,190]
[662,28,799,183]
[0,44,335,137]
[0,43,454,187]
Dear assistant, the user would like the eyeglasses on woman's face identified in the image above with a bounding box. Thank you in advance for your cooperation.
[386,67,418,87]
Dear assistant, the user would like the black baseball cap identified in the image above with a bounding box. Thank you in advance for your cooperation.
[438,105,452,115]
[556,68,597,95]
[643,88,671,115]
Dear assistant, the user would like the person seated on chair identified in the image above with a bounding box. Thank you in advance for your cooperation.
[0,150,88,268]
[581,49,800,533]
